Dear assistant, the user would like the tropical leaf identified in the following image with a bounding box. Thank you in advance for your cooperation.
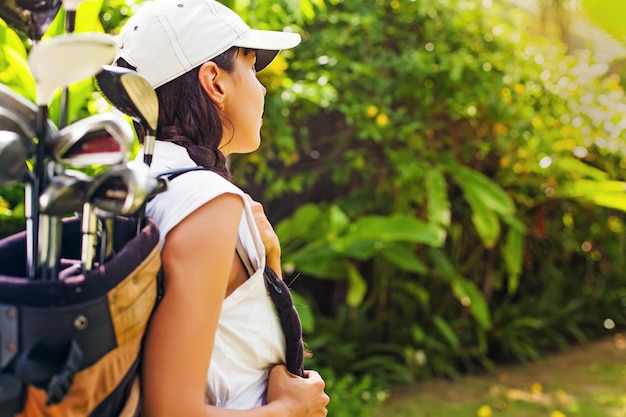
[426,167,451,228]
[559,180,626,212]
[381,244,428,274]
[346,262,367,307]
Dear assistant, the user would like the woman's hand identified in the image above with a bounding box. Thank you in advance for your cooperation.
[245,194,282,276]
[266,365,329,417]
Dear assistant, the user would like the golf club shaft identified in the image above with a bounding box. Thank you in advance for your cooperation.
[24,182,36,279]
[81,203,97,271]
[137,130,156,234]
[39,214,62,280]
[99,217,114,265]
[59,87,69,128]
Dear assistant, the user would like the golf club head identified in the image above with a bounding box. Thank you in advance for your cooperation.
[28,32,116,105]
[0,130,29,185]
[39,168,89,215]
[0,107,35,152]
[50,111,133,167]
[1,0,61,40]
[88,161,154,216]
[0,0,32,37]
[96,65,158,131]
[0,82,58,143]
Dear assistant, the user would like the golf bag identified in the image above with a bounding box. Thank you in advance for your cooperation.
[0,216,161,417]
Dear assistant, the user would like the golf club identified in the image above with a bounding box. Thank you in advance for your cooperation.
[39,169,89,216]
[58,0,85,128]
[81,161,154,271]
[1,0,63,41]
[95,65,158,166]
[42,112,131,276]
[0,130,30,185]
[50,111,133,168]
[95,65,159,233]
[28,32,116,278]
[0,83,58,278]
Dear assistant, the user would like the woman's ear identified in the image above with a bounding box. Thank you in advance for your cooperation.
[198,61,226,109]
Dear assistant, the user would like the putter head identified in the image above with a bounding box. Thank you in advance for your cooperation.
[0,83,58,143]
[88,161,154,216]
[39,169,90,215]
[28,32,117,105]
[96,65,159,132]
[50,112,133,167]
[0,130,30,185]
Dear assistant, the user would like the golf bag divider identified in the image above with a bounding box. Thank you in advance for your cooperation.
[0,216,161,417]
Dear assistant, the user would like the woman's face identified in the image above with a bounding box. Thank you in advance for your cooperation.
[219,51,267,155]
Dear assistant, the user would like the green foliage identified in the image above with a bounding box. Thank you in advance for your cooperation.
[319,367,389,417]
[2,0,626,408]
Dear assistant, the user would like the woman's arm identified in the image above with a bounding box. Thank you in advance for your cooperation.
[140,193,329,417]
[141,193,243,417]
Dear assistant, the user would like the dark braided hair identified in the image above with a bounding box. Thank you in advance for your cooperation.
[116,47,250,180]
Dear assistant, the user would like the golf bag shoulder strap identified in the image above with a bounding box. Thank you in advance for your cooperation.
[156,165,305,377]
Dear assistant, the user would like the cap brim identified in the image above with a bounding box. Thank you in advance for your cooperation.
[234,29,301,72]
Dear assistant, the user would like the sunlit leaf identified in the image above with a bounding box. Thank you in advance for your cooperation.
[559,180,626,212]
[346,262,367,307]
[426,167,451,228]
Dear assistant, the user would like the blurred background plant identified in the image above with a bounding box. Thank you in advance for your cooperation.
[1,0,626,416]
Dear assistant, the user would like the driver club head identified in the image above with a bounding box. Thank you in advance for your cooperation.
[0,130,30,185]
[96,65,158,132]
[96,65,158,165]
[28,32,117,106]
[50,112,133,167]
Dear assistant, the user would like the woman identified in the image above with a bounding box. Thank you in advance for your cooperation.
[114,0,329,416]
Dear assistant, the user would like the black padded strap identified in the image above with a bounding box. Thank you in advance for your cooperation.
[264,266,305,378]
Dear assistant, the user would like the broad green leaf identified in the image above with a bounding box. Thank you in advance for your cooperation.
[451,277,492,330]
[446,162,515,216]
[291,291,315,333]
[381,244,428,274]
[425,168,451,228]
[551,157,609,181]
[342,214,445,248]
[74,0,106,33]
[432,315,461,351]
[429,249,491,329]
[559,180,626,212]
[276,203,322,244]
[462,184,501,248]
[346,262,367,307]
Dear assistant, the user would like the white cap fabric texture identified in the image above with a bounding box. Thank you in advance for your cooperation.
[115,0,301,88]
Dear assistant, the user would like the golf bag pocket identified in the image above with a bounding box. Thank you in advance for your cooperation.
[0,216,161,417]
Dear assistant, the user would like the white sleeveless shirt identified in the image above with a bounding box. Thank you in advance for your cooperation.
[140,141,286,409]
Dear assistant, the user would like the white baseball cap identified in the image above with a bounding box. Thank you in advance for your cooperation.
[115,0,301,88]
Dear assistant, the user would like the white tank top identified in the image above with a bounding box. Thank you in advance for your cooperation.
[140,141,286,409]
